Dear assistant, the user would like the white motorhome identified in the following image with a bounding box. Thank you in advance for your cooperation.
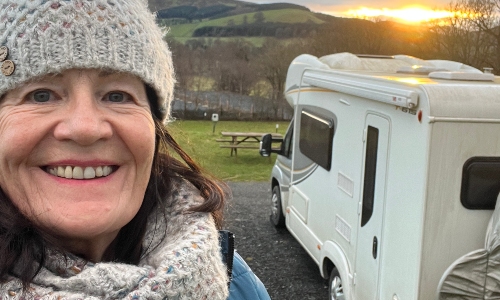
[260,53,500,299]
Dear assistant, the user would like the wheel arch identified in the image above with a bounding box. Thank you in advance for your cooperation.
[321,240,352,300]
[271,177,280,189]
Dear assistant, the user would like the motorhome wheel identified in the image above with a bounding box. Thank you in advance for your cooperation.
[270,185,286,228]
[329,267,344,300]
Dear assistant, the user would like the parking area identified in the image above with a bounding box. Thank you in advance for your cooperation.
[225,182,328,300]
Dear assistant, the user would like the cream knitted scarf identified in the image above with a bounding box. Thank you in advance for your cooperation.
[0,179,229,299]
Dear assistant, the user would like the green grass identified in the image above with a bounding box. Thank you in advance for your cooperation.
[167,120,290,181]
[259,9,325,24]
[167,23,199,37]
[199,9,325,27]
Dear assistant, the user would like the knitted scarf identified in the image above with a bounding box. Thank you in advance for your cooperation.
[0,179,229,299]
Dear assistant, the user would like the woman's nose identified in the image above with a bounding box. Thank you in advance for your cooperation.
[53,93,113,146]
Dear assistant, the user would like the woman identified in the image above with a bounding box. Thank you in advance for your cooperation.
[0,0,269,299]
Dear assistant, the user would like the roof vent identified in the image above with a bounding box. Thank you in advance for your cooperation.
[484,67,494,74]
[428,71,495,81]
[397,65,447,75]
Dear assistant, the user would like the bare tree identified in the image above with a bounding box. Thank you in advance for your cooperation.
[464,0,500,70]
[307,19,399,57]
[426,0,500,71]
[257,39,307,119]
[426,1,492,68]
[206,39,257,95]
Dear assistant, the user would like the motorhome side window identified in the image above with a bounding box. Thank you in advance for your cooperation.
[461,157,500,210]
[361,126,379,227]
[299,110,334,171]
[282,120,294,158]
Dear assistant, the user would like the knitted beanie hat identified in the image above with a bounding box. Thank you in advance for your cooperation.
[0,0,174,122]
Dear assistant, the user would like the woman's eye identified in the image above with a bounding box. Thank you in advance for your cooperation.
[30,90,52,103]
[106,92,129,103]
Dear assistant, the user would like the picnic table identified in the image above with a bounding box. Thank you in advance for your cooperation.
[217,132,283,157]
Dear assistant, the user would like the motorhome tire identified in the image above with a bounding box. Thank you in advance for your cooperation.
[329,267,344,300]
[270,185,286,228]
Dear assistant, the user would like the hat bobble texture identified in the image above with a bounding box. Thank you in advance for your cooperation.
[0,0,175,122]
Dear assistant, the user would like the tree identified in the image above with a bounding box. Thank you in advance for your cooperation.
[206,39,257,95]
[462,0,500,71]
[306,19,399,57]
[426,0,500,72]
[253,11,265,23]
[257,39,307,119]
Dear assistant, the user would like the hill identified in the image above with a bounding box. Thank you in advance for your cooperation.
[148,0,339,42]
[149,0,310,20]
[149,0,423,49]
[167,8,327,39]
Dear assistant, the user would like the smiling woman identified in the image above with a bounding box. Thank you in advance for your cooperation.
[0,70,155,261]
[0,0,248,299]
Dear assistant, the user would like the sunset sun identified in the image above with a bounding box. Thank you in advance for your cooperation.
[345,6,454,23]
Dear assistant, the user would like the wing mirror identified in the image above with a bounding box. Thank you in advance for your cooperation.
[260,134,273,157]
[260,134,283,157]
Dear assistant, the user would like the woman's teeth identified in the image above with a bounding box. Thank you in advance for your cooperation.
[47,166,113,179]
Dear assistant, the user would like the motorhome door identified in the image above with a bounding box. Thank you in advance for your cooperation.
[354,114,389,299]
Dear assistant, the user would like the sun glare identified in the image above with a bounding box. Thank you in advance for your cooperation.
[345,6,455,24]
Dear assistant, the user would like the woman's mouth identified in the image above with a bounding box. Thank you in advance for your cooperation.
[44,165,116,179]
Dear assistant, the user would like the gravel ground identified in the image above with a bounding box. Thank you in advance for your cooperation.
[225,182,328,300]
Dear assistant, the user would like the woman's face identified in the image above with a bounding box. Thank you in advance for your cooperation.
[0,69,155,254]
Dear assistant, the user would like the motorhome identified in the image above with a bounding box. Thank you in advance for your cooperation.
[260,53,500,299]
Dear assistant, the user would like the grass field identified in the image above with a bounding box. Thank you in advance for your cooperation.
[167,120,290,181]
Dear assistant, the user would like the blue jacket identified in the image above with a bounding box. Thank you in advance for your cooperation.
[228,252,271,300]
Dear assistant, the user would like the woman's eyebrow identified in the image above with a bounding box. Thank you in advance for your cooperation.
[28,73,62,84]
[98,70,119,78]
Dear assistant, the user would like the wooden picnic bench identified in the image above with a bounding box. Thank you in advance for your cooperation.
[217,132,283,157]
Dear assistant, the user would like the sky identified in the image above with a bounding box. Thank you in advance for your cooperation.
[244,0,454,22]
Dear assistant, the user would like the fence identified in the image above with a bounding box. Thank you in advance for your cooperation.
[171,91,293,121]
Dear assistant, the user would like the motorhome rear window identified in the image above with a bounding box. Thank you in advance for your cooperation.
[461,157,500,210]
[299,110,334,171]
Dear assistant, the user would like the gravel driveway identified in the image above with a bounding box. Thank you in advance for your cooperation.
[225,182,328,300]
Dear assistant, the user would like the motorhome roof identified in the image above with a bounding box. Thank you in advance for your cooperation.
[286,53,500,121]
[332,69,500,86]
[318,52,484,76]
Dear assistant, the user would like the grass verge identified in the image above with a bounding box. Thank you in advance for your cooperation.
[167,120,290,181]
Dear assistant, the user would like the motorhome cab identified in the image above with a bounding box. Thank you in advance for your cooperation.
[260,53,500,299]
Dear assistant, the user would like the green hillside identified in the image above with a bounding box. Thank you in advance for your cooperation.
[250,9,324,24]
[167,8,325,38]
[168,23,199,38]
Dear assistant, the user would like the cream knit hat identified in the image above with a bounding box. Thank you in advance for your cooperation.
[0,0,174,122]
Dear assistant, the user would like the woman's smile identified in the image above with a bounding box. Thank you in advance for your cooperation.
[45,165,116,179]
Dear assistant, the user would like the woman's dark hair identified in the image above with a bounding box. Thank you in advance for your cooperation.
[107,118,228,263]
[0,87,228,287]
